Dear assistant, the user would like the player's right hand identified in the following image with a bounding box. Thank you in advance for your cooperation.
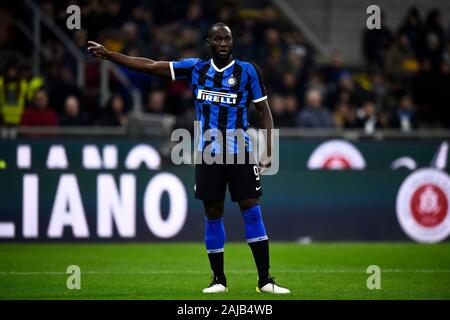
[87,41,109,59]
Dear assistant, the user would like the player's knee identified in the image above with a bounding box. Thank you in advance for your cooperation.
[204,216,226,251]
[203,201,224,220]
[239,198,260,212]
[205,211,223,220]
[241,204,268,241]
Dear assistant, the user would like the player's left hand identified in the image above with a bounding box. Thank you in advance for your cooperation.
[258,158,271,174]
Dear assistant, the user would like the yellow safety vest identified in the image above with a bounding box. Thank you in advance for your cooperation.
[27,77,44,102]
[0,77,28,125]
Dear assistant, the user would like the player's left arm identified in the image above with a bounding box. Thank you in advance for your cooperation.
[254,99,274,170]
[248,62,273,169]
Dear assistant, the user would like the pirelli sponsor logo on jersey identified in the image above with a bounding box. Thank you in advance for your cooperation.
[196,89,237,104]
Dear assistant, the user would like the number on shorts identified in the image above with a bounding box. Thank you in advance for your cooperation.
[253,165,260,181]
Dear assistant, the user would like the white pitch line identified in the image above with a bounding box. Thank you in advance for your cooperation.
[1,269,450,276]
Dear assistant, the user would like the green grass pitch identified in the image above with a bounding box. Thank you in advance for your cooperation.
[0,243,449,300]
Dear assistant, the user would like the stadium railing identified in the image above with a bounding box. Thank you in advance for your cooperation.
[2,125,450,140]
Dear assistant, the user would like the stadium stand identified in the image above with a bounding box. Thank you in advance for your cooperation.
[0,0,450,131]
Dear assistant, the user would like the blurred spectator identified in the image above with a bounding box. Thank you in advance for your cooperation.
[19,64,44,103]
[391,94,417,131]
[322,50,346,89]
[20,88,58,126]
[235,19,257,59]
[279,72,297,96]
[270,94,297,128]
[74,29,88,50]
[438,61,450,128]
[333,102,358,129]
[285,45,308,76]
[269,94,285,127]
[413,59,450,128]
[174,87,195,118]
[260,28,285,80]
[424,9,445,54]
[284,94,300,127]
[305,70,327,100]
[385,33,419,79]
[362,13,393,69]
[258,6,282,31]
[0,62,28,126]
[121,22,143,53]
[95,93,128,126]
[82,1,107,41]
[48,66,83,115]
[59,95,90,126]
[285,29,313,67]
[182,2,208,39]
[327,72,371,110]
[297,89,335,128]
[216,4,238,32]
[0,6,15,51]
[129,2,153,42]
[422,32,444,73]
[355,101,389,134]
[398,7,425,58]
[370,72,389,111]
[145,90,167,114]
[104,0,125,30]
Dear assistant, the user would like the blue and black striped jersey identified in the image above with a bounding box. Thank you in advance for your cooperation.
[170,58,267,153]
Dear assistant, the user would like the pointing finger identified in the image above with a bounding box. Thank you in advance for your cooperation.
[87,41,100,47]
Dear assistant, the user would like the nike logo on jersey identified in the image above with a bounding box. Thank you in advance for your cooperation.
[255,186,262,191]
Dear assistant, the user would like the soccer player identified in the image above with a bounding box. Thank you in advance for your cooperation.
[88,22,290,294]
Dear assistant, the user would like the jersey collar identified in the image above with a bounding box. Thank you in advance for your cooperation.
[211,59,235,73]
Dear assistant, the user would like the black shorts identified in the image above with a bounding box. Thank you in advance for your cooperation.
[194,152,262,202]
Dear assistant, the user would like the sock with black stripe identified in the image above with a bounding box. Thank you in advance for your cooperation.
[205,217,227,285]
[242,205,270,285]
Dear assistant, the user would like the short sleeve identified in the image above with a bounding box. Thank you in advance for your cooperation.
[247,63,267,103]
[170,58,199,81]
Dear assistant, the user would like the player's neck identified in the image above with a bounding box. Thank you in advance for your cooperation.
[212,54,233,69]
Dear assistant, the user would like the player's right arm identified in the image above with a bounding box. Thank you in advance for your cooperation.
[87,41,171,78]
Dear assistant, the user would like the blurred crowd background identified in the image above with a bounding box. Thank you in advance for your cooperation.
[1,0,450,132]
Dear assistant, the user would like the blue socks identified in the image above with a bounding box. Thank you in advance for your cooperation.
[204,217,226,254]
[242,205,268,243]
[242,205,270,282]
[204,206,269,283]
[204,206,268,249]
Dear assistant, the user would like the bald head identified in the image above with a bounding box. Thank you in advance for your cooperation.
[306,89,322,109]
[64,95,80,117]
[208,22,231,39]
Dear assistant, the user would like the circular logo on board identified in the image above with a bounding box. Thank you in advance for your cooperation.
[322,155,352,169]
[396,168,450,243]
[227,76,237,86]
[307,139,366,170]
